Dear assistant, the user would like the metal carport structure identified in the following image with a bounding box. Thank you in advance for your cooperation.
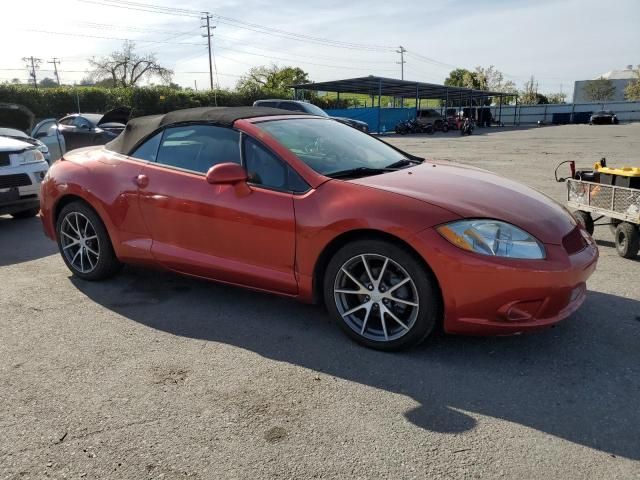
[290,76,515,133]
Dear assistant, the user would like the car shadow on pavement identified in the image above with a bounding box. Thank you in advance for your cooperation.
[0,215,57,266]
[71,267,640,460]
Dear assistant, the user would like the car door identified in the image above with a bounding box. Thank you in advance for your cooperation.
[32,119,66,161]
[137,124,299,294]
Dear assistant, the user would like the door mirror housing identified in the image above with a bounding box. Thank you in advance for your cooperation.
[206,162,248,185]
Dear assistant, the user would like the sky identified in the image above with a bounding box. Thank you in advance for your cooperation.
[1,0,639,97]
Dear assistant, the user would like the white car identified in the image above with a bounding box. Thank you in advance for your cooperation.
[0,103,66,164]
[0,137,49,218]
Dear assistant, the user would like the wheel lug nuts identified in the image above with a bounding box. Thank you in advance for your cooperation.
[368,285,373,290]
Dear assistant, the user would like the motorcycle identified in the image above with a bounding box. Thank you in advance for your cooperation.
[395,118,433,135]
[460,117,474,136]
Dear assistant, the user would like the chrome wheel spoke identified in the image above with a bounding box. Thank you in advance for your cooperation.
[62,230,78,242]
[380,313,389,340]
[85,245,99,257]
[387,296,418,307]
[63,241,78,250]
[360,305,372,334]
[382,304,410,330]
[377,258,389,284]
[341,267,367,291]
[387,277,410,293]
[341,301,370,318]
[360,255,374,286]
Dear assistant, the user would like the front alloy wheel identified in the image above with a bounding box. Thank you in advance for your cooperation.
[324,240,439,350]
[56,201,122,280]
[334,254,419,343]
[60,211,100,274]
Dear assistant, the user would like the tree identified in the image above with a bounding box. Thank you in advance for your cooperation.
[473,65,516,94]
[236,64,309,95]
[88,41,173,87]
[39,77,58,88]
[624,66,640,101]
[444,68,476,88]
[583,77,616,102]
[519,75,542,105]
[547,92,567,104]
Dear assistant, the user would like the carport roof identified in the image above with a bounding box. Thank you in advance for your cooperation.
[290,76,510,101]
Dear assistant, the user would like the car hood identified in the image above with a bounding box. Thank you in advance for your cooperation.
[0,136,34,152]
[97,106,131,127]
[0,103,34,132]
[350,161,576,245]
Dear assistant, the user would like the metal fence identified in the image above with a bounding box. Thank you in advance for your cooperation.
[327,101,640,131]
[490,100,640,125]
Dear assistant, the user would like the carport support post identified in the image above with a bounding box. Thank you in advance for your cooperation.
[415,84,419,118]
[377,78,382,134]
[498,95,503,126]
[514,96,518,126]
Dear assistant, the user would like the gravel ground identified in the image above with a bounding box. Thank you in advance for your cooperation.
[1,124,639,479]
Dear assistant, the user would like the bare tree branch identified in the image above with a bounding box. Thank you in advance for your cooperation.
[88,41,173,87]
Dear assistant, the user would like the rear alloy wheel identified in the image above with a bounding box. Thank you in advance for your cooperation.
[324,240,439,350]
[56,202,122,280]
[614,222,640,259]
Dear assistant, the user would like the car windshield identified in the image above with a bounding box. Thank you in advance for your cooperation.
[256,118,411,176]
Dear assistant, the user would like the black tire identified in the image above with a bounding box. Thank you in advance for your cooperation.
[609,218,621,236]
[573,210,594,235]
[614,222,640,259]
[323,239,440,351]
[55,201,123,280]
[10,208,39,219]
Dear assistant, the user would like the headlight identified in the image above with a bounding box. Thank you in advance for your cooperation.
[15,149,45,164]
[37,143,49,154]
[437,219,546,259]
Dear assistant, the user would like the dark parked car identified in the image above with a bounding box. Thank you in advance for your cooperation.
[253,99,369,133]
[58,107,131,151]
[589,110,619,125]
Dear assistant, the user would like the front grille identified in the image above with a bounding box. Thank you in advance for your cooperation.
[0,152,10,167]
[0,173,32,189]
[562,227,588,255]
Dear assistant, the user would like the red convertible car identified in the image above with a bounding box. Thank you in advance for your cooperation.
[40,107,598,350]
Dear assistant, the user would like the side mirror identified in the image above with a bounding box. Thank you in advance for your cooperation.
[206,162,248,185]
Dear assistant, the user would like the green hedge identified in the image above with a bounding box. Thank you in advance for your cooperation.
[0,85,303,119]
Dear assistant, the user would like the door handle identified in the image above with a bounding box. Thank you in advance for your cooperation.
[135,174,149,188]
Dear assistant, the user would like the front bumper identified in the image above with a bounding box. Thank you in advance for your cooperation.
[0,160,49,215]
[411,228,598,335]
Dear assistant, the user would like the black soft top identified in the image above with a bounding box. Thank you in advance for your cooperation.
[105,106,307,155]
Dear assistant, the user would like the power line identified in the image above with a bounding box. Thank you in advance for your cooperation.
[82,0,395,51]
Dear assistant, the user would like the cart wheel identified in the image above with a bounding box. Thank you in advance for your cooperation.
[614,222,640,259]
[573,210,594,235]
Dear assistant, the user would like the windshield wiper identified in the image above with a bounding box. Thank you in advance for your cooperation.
[326,167,396,179]
[385,158,422,169]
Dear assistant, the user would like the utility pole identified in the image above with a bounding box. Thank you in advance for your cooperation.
[201,13,215,90]
[48,58,61,85]
[22,56,42,89]
[396,46,406,80]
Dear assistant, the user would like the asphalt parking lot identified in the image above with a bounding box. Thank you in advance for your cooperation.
[1,124,639,479]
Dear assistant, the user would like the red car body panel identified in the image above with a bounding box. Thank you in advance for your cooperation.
[40,114,598,336]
